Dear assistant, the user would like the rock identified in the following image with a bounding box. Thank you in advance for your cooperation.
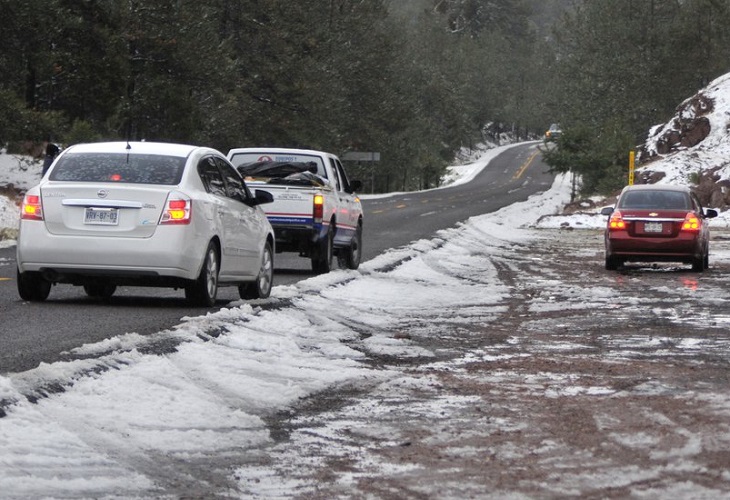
[642,93,714,158]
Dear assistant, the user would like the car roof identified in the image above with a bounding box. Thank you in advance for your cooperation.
[63,141,203,157]
[620,184,691,194]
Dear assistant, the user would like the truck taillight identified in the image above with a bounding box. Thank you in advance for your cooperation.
[21,194,43,221]
[160,194,192,225]
[313,194,324,223]
[681,213,701,232]
[608,210,626,230]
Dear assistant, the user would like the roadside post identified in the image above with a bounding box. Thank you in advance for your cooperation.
[343,152,380,193]
[628,150,635,185]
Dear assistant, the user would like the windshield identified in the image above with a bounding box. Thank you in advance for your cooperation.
[49,152,187,185]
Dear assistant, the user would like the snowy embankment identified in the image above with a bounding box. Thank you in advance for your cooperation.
[0,151,38,245]
[0,152,573,497]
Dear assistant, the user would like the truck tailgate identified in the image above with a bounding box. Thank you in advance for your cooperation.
[250,183,318,227]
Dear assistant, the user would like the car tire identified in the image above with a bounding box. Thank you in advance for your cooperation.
[17,269,52,302]
[83,283,117,299]
[239,242,274,299]
[337,223,362,270]
[185,242,219,306]
[311,224,334,274]
[605,254,621,271]
[692,255,705,272]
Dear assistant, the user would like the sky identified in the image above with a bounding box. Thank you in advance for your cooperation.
[2,72,730,498]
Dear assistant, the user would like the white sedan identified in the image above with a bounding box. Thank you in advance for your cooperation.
[16,141,275,306]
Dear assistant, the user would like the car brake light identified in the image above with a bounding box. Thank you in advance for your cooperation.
[313,194,324,223]
[21,194,43,221]
[160,195,192,225]
[681,213,701,232]
[608,210,626,230]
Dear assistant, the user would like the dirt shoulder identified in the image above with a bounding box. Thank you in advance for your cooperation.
[238,229,730,499]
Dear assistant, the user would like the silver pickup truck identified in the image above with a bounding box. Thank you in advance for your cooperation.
[227,147,363,273]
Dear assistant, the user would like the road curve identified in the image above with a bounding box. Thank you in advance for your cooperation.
[361,142,554,260]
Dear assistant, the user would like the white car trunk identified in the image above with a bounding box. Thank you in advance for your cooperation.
[40,183,172,238]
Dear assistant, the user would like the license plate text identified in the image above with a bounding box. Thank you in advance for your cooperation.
[84,207,119,225]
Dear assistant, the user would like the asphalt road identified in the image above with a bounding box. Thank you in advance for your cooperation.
[0,142,554,374]
[361,142,554,259]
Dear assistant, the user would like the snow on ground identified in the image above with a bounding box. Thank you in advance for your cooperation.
[0,150,40,193]
[0,150,574,497]
[0,150,40,245]
[2,164,729,497]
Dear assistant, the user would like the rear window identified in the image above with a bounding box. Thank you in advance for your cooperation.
[618,190,690,210]
[229,152,327,179]
[49,152,187,185]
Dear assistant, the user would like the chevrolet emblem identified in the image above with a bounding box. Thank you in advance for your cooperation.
[649,212,658,216]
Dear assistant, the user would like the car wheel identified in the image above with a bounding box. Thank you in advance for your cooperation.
[337,223,362,270]
[691,255,705,272]
[605,254,621,271]
[311,224,334,274]
[83,283,117,299]
[185,242,219,306]
[239,242,274,299]
[17,269,52,302]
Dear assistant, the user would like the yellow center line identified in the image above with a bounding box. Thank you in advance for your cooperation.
[512,150,539,180]
[0,278,11,281]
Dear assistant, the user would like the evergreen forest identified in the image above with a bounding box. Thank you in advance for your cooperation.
[2,0,730,194]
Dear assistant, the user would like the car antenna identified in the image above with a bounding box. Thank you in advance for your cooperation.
[125,122,132,163]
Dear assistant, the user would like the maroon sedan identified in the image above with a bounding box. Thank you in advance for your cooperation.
[601,184,718,271]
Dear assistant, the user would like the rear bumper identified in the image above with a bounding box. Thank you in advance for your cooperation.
[271,222,328,252]
[606,231,703,261]
[17,221,206,282]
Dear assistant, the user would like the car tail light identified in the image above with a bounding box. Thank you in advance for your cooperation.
[313,194,324,223]
[160,193,192,225]
[681,213,701,232]
[21,194,43,221]
[608,210,626,230]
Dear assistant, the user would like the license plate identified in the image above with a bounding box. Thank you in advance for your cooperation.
[644,222,663,233]
[84,207,119,225]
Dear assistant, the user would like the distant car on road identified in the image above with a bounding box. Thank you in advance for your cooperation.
[601,184,718,271]
[17,141,276,305]
[544,123,562,141]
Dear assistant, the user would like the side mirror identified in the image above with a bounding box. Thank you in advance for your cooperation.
[600,206,614,216]
[246,189,274,207]
[349,180,363,193]
[705,208,719,219]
